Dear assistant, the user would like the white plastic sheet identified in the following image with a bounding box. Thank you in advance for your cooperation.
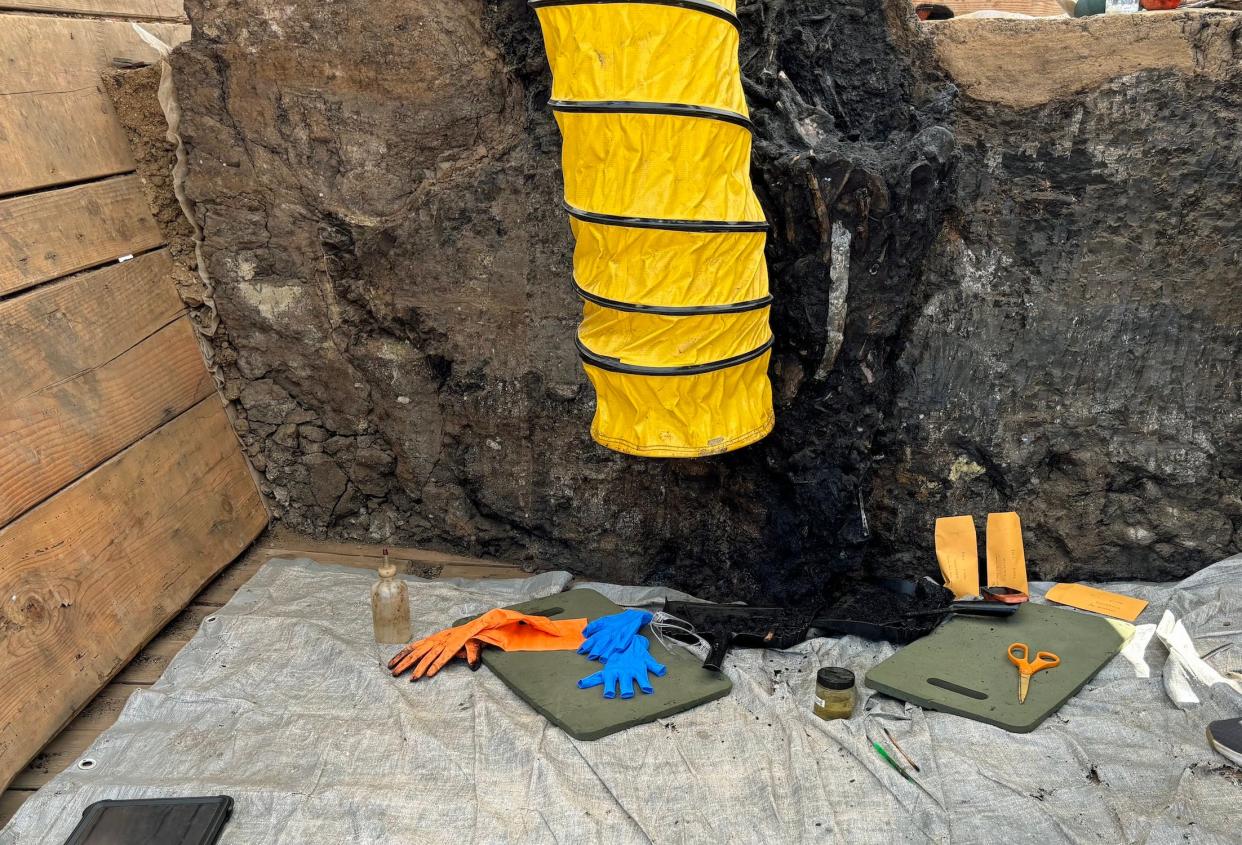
[4,556,1240,844]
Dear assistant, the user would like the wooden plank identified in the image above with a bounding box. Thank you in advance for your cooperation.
[0,175,163,296]
[261,547,526,578]
[0,15,191,195]
[113,632,188,684]
[262,532,519,570]
[0,397,268,790]
[939,0,1066,15]
[154,603,217,642]
[193,552,266,606]
[0,15,189,93]
[113,604,215,683]
[0,88,134,197]
[438,563,532,580]
[194,538,528,606]
[0,317,215,527]
[9,729,98,790]
[64,682,145,732]
[0,250,181,402]
[0,1,186,21]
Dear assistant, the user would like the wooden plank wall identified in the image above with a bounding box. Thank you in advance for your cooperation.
[0,177,165,295]
[0,5,269,796]
[0,15,190,197]
[0,400,266,785]
[0,0,185,19]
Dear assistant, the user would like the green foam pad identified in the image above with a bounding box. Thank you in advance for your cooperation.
[459,589,732,741]
[865,602,1131,733]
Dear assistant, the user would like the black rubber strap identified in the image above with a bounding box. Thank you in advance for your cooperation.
[574,280,771,315]
[577,335,773,376]
[550,100,753,132]
[564,201,768,233]
[529,0,740,28]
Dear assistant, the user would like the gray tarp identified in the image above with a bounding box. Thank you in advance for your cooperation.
[4,556,1240,844]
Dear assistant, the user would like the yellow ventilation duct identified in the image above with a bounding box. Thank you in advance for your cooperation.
[532,0,774,458]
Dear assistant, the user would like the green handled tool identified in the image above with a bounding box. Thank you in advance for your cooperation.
[872,741,944,810]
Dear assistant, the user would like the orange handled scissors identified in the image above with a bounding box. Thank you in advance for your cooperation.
[1007,642,1060,703]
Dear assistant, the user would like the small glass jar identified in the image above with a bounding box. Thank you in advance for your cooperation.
[371,553,411,645]
[813,667,856,721]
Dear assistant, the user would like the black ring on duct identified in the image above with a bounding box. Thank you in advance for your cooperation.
[574,280,772,315]
[577,336,774,376]
[564,201,769,233]
[549,100,753,132]
[528,0,740,28]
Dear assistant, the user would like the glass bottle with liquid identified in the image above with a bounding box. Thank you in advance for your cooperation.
[813,667,857,720]
[371,549,411,644]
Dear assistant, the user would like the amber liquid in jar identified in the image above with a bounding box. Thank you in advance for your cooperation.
[813,667,857,720]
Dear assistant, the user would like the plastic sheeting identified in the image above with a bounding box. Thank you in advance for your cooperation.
[534,0,774,457]
[4,556,1241,844]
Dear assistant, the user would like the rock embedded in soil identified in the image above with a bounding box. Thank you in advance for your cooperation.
[166,0,1242,604]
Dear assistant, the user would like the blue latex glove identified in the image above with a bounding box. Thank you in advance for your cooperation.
[578,608,653,661]
[577,635,667,699]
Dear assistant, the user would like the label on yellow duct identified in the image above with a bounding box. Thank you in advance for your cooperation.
[936,515,980,598]
[1045,584,1148,622]
[985,511,1029,594]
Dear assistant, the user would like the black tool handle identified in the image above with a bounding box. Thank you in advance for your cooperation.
[904,601,1017,619]
[702,634,733,672]
[951,601,1017,617]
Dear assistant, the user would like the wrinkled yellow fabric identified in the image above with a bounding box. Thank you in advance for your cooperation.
[535,0,773,458]
[584,353,773,458]
[571,221,768,308]
[578,303,771,368]
[557,112,764,222]
[538,5,747,116]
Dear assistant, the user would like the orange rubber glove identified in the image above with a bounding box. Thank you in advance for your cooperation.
[471,617,586,652]
[388,609,586,681]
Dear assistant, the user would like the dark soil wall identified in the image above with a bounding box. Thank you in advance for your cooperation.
[169,0,1241,603]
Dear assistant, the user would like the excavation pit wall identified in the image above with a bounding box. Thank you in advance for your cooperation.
[144,2,1241,603]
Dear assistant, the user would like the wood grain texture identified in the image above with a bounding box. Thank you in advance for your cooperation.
[8,730,98,790]
[0,89,134,197]
[58,682,145,733]
[938,0,1066,15]
[0,0,185,21]
[0,15,189,92]
[0,15,190,196]
[0,176,164,296]
[0,250,181,403]
[0,397,267,790]
[0,318,215,527]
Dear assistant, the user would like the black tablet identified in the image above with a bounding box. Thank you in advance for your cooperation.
[63,796,233,845]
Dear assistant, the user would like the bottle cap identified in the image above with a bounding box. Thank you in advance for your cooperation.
[378,563,397,578]
[817,667,855,690]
